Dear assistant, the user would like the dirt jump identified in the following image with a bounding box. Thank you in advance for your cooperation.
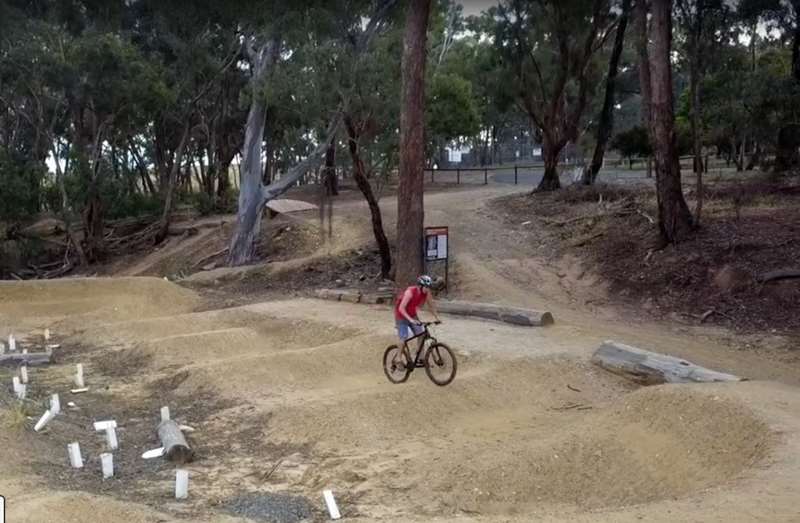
[0,184,798,522]
[1,267,800,522]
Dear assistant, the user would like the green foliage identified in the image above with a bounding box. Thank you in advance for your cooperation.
[610,126,652,160]
[427,74,480,142]
[0,152,46,222]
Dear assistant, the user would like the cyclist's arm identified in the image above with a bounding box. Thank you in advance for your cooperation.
[398,289,418,323]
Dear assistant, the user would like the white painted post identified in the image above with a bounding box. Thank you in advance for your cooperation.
[160,406,170,422]
[105,426,119,450]
[93,420,117,431]
[9,334,16,352]
[44,328,50,341]
[12,376,20,395]
[17,384,26,399]
[175,469,189,499]
[0,341,5,354]
[68,442,83,468]
[50,394,61,414]
[34,410,55,432]
[74,363,85,388]
[20,366,28,384]
[21,348,27,355]
[323,490,342,520]
[100,453,114,479]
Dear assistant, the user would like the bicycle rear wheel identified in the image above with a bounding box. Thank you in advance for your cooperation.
[383,345,411,384]
[424,342,457,386]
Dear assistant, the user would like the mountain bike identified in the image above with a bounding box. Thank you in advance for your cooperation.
[383,321,457,386]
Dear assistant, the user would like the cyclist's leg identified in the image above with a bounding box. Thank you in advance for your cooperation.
[394,320,412,367]
[411,320,425,356]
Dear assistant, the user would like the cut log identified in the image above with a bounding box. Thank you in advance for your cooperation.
[0,350,52,367]
[436,301,554,327]
[157,419,194,464]
[757,269,800,284]
[591,341,742,385]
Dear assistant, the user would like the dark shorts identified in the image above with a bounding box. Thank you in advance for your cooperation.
[396,318,424,341]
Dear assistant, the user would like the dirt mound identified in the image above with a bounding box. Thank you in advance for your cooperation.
[489,178,800,333]
[0,277,200,325]
[435,386,770,513]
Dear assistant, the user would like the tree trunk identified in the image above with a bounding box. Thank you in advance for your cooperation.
[688,7,705,226]
[635,0,653,134]
[585,0,631,185]
[345,116,392,278]
[591,341,741,385]
[155,121,191,244]
[228,83,269,265]
[324,137,338,196]
[774,10,800,171]
[793,12,800,83]
[395,0,431,286]
[775,124,800,172]
[649,0,693,243]
[746,143,761,170]
[82,122,108,262]
[537,135,562,191]
[228,40,278,266]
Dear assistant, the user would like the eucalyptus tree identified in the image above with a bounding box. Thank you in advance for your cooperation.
[492,0,617,191]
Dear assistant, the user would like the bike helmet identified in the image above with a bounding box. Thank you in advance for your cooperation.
[417,275,433,288]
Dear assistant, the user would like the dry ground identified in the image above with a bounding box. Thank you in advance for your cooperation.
[1,176,799,521]
[0,279,799,522]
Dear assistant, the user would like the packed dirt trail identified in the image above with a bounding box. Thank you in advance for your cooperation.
[1,186,799,522]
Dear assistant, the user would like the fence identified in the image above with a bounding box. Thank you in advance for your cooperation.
[424,163,557,186]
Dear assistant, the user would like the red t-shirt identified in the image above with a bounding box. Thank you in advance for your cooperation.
[394,286,427,320]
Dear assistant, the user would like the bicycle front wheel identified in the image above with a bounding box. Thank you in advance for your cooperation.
[424,342,457,386]
[383,345,411,384]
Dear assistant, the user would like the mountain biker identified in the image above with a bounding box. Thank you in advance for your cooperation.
[394,275,441,366]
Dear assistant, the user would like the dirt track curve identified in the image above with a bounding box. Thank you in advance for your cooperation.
[1,276,799,521]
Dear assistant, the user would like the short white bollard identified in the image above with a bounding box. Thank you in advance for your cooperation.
[9,334,16,352]
[68,442,84,468]
[175,469,189,499]
[160,406,170,422]
[74,363,85,388]
[105,426,119,450]
[50,394,61,414]
[12,376,21,395]
[93,420,117,431]
[20,366,28,384]
[100,452,114,479]
[44,328,50,341]
[21,348,27,355]
[34,409,55,432]
[17,384,26,399]
[323,489,342,520]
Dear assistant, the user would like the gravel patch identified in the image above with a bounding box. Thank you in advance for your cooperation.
[224,492,316,522]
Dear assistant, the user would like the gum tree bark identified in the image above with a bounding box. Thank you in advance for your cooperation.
[345,115,392,278]
[649,0,694,243]
[584,0,632,185]
[395,0,432,286]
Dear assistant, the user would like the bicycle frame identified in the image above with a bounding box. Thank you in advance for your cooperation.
[401,324,438,367]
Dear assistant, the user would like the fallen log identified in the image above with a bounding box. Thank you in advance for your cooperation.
[436,301,554,327]
[591,341,742,385]
[157,419,194,464]
[0,350,52,366]
[757,269,800,284]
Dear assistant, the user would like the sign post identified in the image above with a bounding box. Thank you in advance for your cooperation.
[424,226,449,292]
